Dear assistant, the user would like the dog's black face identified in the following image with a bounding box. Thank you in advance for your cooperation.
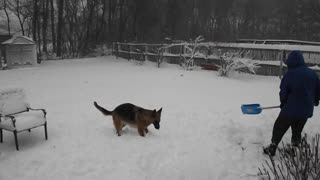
[152,107,162,130]
[153,120,160,129]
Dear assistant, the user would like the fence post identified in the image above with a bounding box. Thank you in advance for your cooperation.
[111,43,114,56]
[114,43,118,59]
[145,45,149,61]
[157,45,161,68]
[279,50,285,79]
[128,44,131,61]
[117,42,121,59]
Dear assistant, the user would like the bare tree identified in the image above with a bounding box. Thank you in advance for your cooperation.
[1,0,11,36]
[108,0,114,42]
[56,0,64,56]
[2,0,319,58]
[7,0,32,36]
[117,0,126,42]
[42,0,49,54]
[32,0,38,41]
[50,0,56,53]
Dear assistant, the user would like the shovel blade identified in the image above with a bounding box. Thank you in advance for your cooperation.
[241,104,262,114]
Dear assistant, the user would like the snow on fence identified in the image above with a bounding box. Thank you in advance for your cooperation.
[112,42,320,76]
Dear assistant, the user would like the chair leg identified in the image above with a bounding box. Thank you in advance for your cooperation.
[14,131,19,151]
[44,123,48,140]
[0,129,3,143]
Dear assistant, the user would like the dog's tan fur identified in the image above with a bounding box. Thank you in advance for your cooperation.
[94,101,162,136]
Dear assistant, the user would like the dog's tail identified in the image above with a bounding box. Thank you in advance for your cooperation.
[94,101,112,116]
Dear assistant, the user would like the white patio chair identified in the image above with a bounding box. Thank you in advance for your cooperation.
[0,88,47,150]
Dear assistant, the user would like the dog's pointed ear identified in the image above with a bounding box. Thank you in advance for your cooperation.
[158,107,162,113]
[152,109,156,117]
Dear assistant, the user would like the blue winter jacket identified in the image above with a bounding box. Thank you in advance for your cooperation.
[279,50,320,119]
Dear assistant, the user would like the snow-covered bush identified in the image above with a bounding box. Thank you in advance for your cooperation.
[151,45,167,68]
[217,52,260,77]
[258,134,320,180]
[131,48,146,66]
[179,36,205,70]
[152,36,206,69]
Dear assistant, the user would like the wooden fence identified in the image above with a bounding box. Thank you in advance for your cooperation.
[112,42,320,76]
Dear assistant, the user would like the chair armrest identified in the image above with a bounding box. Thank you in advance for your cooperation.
[3,115,16,127]
[6,110,29,116]
[27,108,47,117]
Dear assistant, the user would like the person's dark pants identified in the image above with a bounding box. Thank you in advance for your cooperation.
[271,115,308,147]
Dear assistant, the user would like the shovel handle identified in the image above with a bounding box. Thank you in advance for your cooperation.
[261,106,280,110]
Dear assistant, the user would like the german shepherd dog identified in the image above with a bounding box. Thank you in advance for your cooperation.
[94,101,162,137]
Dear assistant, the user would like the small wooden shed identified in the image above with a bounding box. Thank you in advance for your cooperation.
[1,36,37,69]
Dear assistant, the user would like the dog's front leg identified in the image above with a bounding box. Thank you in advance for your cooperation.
[145,128,149,134]
[116,130,121,136]
[138,127,145,137]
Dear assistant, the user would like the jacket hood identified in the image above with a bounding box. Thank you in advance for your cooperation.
[286,50,305,68]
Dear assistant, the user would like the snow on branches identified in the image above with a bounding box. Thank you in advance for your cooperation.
[179,36,205,70]
[154,36,206,70]
[217,52,260,77]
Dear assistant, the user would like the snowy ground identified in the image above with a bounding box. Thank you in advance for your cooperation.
[0,56,320,180]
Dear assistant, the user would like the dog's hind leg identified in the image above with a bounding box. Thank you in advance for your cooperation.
[112,114,122,136]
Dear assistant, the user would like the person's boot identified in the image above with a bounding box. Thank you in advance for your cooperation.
[263,143,277,156]
[291,139,301,148]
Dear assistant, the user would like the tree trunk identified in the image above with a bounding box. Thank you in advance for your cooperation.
[42,0,49,54]
[108,0,112,42]
[96,0,107,42]
[15,0,25,35]
[57,0,64,57]
[3,0,11,36]
[37,10,42,58]
[118,0,125,42]
[50,0,56,53]
[32,0,38,42]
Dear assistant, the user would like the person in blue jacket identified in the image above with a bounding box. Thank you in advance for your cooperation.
[263,50,320,156]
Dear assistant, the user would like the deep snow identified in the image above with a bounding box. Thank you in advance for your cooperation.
[0,56,319,180]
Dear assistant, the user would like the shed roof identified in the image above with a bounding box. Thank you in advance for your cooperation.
[2,36,35,45]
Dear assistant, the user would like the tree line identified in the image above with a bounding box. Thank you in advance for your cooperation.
[1,0,320,58]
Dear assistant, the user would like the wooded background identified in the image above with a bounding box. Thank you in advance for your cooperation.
[1,0,320,58]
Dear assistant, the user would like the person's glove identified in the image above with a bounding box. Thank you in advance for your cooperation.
[280,103,284,109]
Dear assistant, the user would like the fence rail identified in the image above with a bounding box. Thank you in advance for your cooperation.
[112,42,320,76]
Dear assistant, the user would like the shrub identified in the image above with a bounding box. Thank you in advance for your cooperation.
[217,52,260,77]
[179,36,205,71]
[258,134,320,180]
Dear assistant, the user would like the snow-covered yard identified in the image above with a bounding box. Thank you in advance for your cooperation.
[0,56,320,180]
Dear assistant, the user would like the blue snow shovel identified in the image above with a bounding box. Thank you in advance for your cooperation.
[241,104,280,114]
